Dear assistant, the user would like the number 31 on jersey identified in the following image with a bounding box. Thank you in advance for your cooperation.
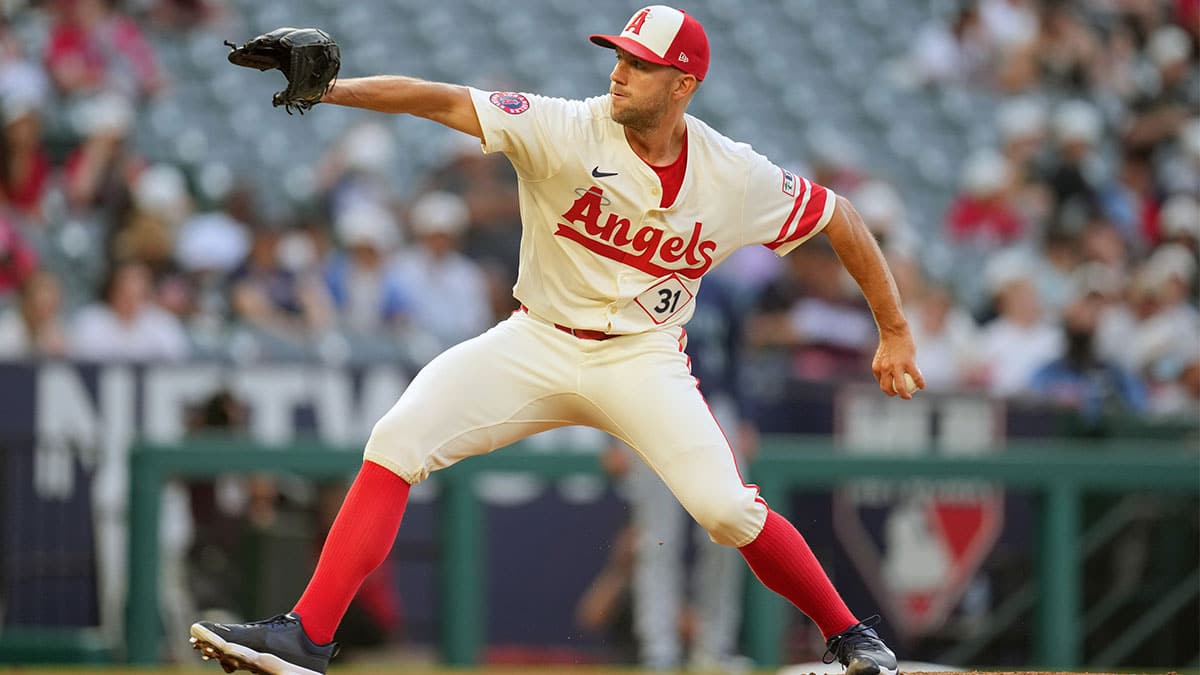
[635,274,695,325]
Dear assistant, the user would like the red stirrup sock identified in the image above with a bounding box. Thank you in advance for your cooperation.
[292,460,411,645]
[738,508,858,638]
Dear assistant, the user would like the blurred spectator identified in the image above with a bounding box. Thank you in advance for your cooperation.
[0,211,35,297]
[1159,116,1200,196]
[0,97,50,222]
[1102,146,1158,248]
[1031,230,1081,316]
[390,191,491,352]
[804,129,867,197]
[1148,344,1200,418]
[1158,193,1200,256]
[996,96,1048,170]
[175,206,251,276]
[142,0,229,31]
[44,0,164,101]
[998,1,1100,93]
[0,270,67,358]
[319,121,399,231]
[69,259,190,361]
[746,238,875,381]
[995,97,1057,233]
[575,523,637,664]
[1047,100,1105,234]
[1029,295,1148,419]
[61,92,139,211]
[1129,244,1200,381]
[707,245,783,303]
[946,149,1026,246]
[324,201,409,334]
[112,162,193,272]
[909,2,994,87]
[1074,262,1139,374]
[228,221,333,337]
[977,250,1063,395]
[1090,12,1141,104]
[420,137,522,323]
[423,134,523,279]
[908,280,982,391]
[0,25,52,222]
[853,180,916,258]
[1080,219,1132,272]
[1124,24,1198,152]
[980,0,1038,54]
[185,389,250,614]
[172,185,253,339]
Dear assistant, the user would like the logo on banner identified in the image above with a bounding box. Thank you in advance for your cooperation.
[833,391,1005,637]
[834,483,1003,636]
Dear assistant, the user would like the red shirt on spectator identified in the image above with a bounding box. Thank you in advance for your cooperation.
[44,10,161,95]
[946,194,1025,244]
[0,214,37,296]
[1,150,52,215]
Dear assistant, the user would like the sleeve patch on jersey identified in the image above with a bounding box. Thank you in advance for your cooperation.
[489,92,531,115]
[781,169,797,198]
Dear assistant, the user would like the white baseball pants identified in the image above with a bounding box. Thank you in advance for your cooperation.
[363,310,768,547]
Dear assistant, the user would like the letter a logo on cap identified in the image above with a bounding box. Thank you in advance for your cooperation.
[590,6,711,80]
[625,7,650,34]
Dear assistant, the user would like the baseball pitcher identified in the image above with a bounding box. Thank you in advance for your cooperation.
[195,7,923,675]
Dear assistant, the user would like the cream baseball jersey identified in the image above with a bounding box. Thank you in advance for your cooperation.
[468,88,837,334]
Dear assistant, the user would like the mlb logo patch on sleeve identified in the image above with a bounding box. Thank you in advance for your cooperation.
[490,92,531,115]
[781,169,797,198]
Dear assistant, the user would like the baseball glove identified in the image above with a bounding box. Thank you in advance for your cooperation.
[224,27,340,114]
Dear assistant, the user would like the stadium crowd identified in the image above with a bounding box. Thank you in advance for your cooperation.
[0,0,1195,424]
[0,0,1194,670]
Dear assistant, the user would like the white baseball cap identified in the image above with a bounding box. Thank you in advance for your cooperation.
[996,97,1046,142]
[336,202,399,250]
[1148,25,1191,68]
[1160,194,1199,242]
[590,5,710,81]
[1053,100,1102,145]
[961,149,1011,196]
[409,191,470,237]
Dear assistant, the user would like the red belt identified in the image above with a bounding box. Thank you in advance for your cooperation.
[520,305,617,341]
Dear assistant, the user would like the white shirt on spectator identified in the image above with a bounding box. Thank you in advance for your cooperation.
[388,250,491,351]
[909,305,980,390]
[0,308,31,359]
[70,304,190,362]
[1095,303,1140,372]
[1131,304,1200,376]
[787,298,875,351]
[910,21,992,85]
[978,318,1063,396]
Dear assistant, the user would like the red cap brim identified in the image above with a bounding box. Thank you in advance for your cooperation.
[589,34,673,68]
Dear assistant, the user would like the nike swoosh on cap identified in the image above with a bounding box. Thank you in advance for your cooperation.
[591,166,618,178]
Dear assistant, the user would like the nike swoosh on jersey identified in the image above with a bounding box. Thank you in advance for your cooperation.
[591,167,619,178]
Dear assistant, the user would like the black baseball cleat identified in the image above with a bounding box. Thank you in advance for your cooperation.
[823,615,899,675]
[189,612,337,675]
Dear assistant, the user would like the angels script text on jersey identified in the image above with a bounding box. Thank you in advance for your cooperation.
[555,187,716,279]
